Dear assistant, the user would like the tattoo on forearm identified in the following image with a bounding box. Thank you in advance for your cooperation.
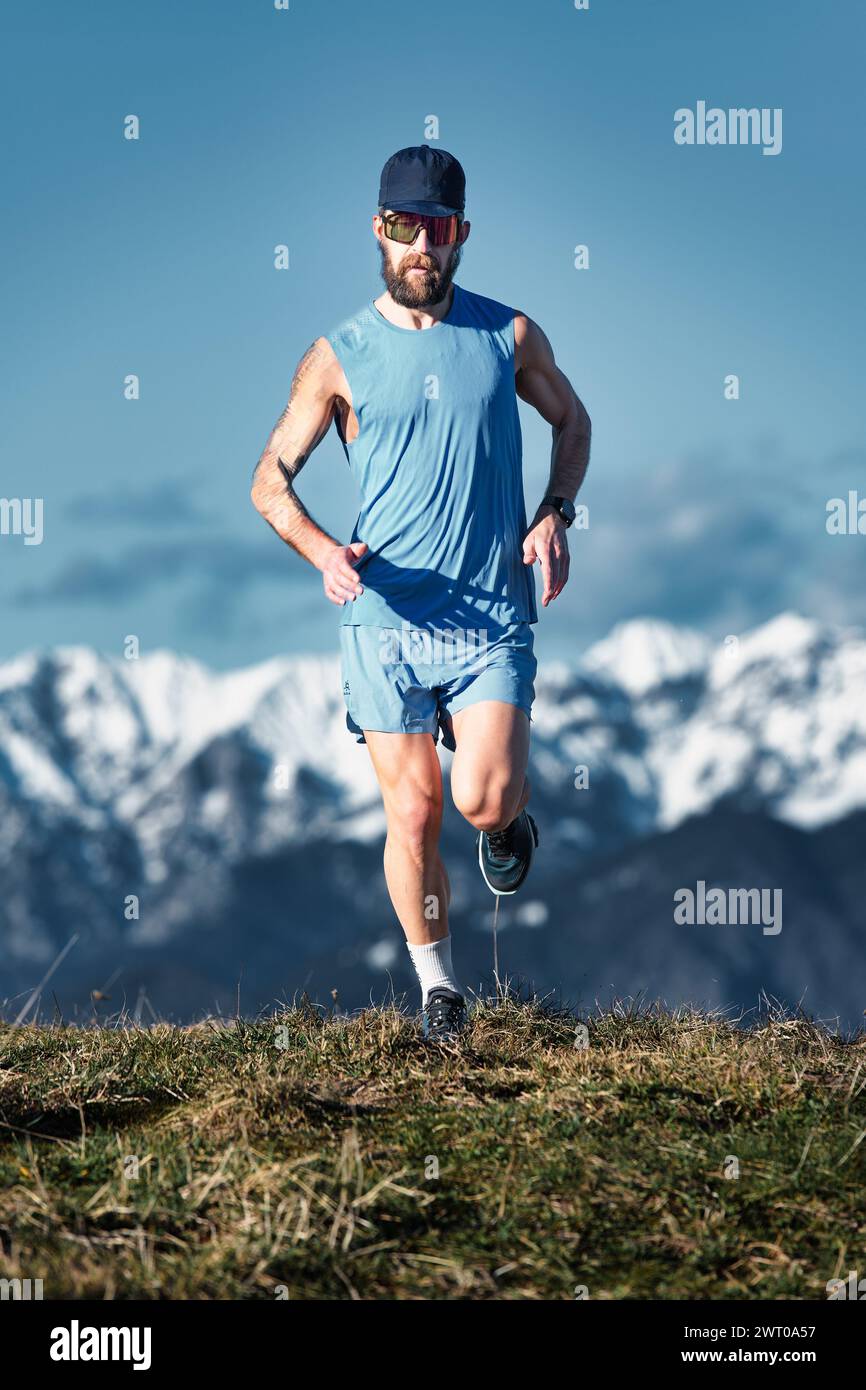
[276,452,311,519]
[250,449,311,531]
[251,338,340,558]
[277,454,302,487]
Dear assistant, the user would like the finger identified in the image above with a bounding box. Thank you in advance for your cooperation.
[334,562,364,590]
[325,581,356,604]
[342,552,365,576]
[551,549,569,598]
[522,540,537,565]
[548,549,561,602]
[538,546,554,605]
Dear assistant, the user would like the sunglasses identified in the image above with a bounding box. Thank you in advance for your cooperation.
[380,210,463,247]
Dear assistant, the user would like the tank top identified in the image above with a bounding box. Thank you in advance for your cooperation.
[325,283,538,634]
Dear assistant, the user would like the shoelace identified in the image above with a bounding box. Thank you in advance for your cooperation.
[428,998,463,1031]
[486,820,517,861]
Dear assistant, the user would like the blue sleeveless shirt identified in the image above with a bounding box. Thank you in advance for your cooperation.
[325,283,538,634]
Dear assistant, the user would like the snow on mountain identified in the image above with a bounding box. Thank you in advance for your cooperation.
[3,613,866,1024]
[0,645,383,867]
[534,613,866,835]
[582,618,712,697]
[653,613,866,829]
[0,613,864,898]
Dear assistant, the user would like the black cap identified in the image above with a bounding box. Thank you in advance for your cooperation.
[378,146,466,217]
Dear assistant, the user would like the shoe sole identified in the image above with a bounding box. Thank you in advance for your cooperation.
[477,814,538,897]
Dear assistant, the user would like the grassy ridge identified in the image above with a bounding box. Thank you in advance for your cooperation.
[1,998,864,1300]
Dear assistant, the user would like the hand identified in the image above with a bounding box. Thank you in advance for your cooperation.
[322,541,368,606]
[523,510,569,607]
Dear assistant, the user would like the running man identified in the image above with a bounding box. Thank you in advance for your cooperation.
[251,147,590,1040]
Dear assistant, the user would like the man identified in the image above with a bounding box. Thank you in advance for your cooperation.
[251,147,590,1040]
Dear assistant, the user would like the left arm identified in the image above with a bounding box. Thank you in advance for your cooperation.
[514,312,591,606]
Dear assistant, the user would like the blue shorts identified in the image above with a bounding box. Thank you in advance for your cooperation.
[339,622,537,752]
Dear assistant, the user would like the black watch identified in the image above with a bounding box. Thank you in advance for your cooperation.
[541,495,576,528]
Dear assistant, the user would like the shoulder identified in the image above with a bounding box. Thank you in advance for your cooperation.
[512,311,552,370]
[512,311,545,349]
[287,335,348,400]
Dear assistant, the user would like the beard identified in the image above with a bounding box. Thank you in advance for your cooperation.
[378,240,463,309]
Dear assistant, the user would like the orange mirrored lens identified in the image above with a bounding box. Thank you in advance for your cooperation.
[384,213,461,246]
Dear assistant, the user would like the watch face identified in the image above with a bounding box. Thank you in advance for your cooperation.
[544,496,576,525]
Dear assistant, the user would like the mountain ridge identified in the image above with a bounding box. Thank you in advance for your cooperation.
[1,612,863,1026]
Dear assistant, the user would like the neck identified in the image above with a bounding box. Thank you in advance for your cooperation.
[375,283,455,331]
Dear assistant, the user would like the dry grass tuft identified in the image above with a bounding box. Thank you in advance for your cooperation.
[1,995,863,1299]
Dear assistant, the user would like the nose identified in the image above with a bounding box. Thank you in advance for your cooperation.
[412,226,431,252]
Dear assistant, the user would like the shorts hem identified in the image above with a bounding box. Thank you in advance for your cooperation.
[344,712,439,745]
[444,687,534,721]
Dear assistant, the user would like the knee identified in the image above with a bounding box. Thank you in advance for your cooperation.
[386,789,442,854]
[452,780,518,834]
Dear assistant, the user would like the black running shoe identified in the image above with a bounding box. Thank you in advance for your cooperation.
[422,988,467,1042]
[478,810,539,895]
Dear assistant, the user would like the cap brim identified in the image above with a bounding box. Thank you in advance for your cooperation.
[381,200,462,217]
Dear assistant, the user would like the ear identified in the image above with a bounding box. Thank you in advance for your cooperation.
[459,219,471,244]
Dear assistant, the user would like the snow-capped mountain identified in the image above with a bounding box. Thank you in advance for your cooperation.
[1,613,864,1027]
[556,611,866,832]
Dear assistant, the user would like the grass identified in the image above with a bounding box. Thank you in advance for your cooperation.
[1,994,864,1300]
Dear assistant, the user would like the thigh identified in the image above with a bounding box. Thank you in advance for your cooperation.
[363,729,444,820]
[448,700,530,807]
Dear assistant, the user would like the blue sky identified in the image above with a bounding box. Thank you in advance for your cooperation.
[2,0,864,671]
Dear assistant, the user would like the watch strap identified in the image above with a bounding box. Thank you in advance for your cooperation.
[541,495,574,527]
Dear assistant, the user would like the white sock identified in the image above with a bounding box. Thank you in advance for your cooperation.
[406,935,461,1005]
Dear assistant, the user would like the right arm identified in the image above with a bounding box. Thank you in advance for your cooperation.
[250,337,366,606]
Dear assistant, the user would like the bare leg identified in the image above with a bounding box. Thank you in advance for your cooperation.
[363,729,450,945]
[449,701,531,831]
